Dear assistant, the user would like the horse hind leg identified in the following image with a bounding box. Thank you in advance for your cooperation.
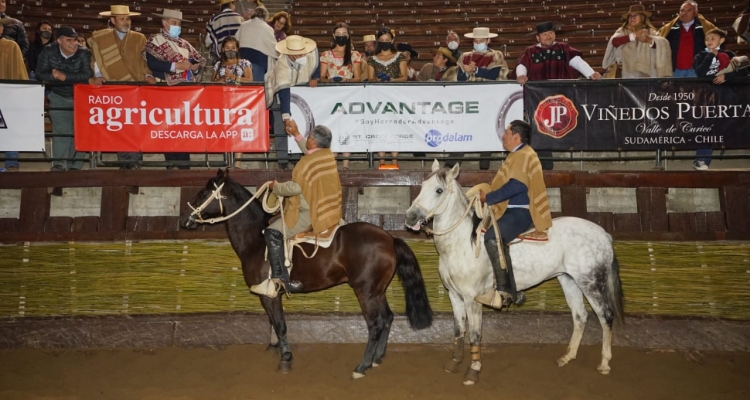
[352,297,388,379]
[556,274,589,368]
[579,265,620,375]
[444,290,468,374]
[371,301,394,367]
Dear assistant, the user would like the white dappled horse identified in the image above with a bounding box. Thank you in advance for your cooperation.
[405,161,624,385]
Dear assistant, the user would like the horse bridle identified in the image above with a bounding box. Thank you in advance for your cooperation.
[410,177,460,232]
[187,182,227,224]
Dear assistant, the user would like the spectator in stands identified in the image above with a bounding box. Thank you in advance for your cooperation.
[367,27,407,167]
[0,0,28,55]
[455,27,508,170]
[143,9,207,170]
[26,21,54,78]
[212,36,252,168]
[658,1,715,78]
[603,4,672,78]
[237,6,276,82]
[446,30,461,62]
[320,23,362,170]
[417,47,458,82]
[516,22,601,83]
[658,1,716,170]
[265,35,319,170]
[457,27,508,82]
[359,34,376,81]
[36,27,93,171]
[205,0,243,61]
[89,5,155,170]
[269,11,291,42]
[0,17,27,172]
[734,2,750,44]
[691,28,747,170]
[397,43,419,81]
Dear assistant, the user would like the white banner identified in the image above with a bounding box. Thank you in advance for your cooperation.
[0,84,45,152]
[288,83,523,153]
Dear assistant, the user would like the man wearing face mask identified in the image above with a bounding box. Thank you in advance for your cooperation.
[516,22,601,84]
[445,30,461,62]
[265,35,320,169]
[36,26,94,171]
[89,5,155,169]
[456,27,508,170]
[143,9,206,170]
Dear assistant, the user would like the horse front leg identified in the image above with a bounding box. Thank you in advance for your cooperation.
[444,290,467,374]
[261,296,293,373]
[463,300,483,385]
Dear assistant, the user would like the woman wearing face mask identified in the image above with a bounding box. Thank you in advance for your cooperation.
[26,20,54,77]
[320,23,361,170]
[212,36,253,168]
[366,27,407,167]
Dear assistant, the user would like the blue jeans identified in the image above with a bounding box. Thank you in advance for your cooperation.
[4,152,19,168]
[485,207,533,244]
[695,148,712,165]
[673,68,697,78]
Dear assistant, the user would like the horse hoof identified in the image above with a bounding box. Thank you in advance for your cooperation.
[557,356,573,367]
[372,362,380,368]
[444,359,461,373]
[597,365,611,375]
[463,368,480,385]
[278,360,292,373]
[352,371,366,380]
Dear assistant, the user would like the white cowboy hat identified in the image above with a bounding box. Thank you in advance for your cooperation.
[219,0,235,4]
[276,35,317,55]
[152,9,193,22]
[99,5,141,17]
[464,27,498,39]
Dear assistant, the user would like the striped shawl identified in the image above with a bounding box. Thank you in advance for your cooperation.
[284,148,342,233]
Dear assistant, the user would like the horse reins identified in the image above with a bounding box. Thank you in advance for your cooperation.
[187,181,280,225]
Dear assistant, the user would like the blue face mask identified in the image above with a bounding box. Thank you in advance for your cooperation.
[473,43,487,52]
[168,25,181,38]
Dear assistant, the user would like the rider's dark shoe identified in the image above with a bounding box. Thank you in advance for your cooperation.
[475,239,521,309]
[250,229,303,298]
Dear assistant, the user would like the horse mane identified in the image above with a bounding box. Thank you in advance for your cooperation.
[216,174,272,225]
[430,168,481,241]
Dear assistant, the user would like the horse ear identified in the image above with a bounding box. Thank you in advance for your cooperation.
[431,159,440,173]
[216,168,226,179]
[447,162,460,181]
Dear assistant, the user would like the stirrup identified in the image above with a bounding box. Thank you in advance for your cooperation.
[474,289,513,310]
[250,278,285,299]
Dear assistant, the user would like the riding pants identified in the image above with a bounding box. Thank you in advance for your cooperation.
[484,207,533,244]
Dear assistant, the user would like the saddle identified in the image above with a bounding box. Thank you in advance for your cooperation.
[288,222,344,249]
[509,227,548,244]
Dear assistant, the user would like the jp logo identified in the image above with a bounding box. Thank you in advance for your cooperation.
[424,129,442,147]
[533,95,579,139]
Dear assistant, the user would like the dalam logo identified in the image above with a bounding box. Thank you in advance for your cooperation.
[240,128,255,142]
[0,109,7,129]
[424,129,473,148]
[533,95,579,139]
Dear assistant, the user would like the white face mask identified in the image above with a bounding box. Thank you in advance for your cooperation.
[294,56,308,66]
[447,41,459,50]
[473,43,487,52]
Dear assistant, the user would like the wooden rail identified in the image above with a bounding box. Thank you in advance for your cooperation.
[1,169,748,242]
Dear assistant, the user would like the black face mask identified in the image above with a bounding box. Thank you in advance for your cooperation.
[376,42,391,53]
[40,31,52,40]
[333,36,349,47]
[223,50,238,59]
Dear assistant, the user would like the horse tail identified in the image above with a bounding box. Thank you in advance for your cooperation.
[605,254,625,326]
[393,237,433,330]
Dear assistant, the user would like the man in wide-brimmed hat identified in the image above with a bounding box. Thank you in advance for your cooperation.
[457,27,508,82]
[416,46,458,82]
[359,34,376,80]
[142,9,207,169]
[602,4,672,79]
[89,5,155,169]
[264,35,320,168]
[205,0,243,60]
[516,21,601,84]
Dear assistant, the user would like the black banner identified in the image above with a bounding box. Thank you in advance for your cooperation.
[525,78,750,151]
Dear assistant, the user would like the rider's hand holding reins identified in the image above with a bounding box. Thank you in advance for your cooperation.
[479,190,487,203]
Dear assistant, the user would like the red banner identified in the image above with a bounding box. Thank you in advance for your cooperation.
[74,84,269,152]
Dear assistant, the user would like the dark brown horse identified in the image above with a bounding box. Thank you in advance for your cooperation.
[179,169,433,378]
